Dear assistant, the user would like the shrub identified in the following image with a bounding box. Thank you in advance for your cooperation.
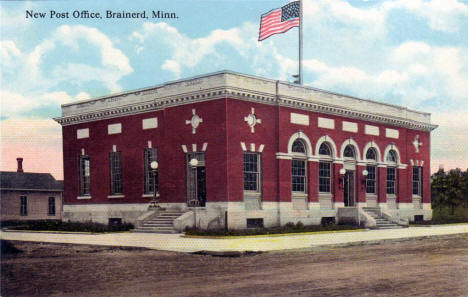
[184,223,361,237]
[1,220,134,233]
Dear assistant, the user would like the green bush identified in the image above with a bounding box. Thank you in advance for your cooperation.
[184,222,361,237]
[411,205,468,225]
[1,220,133,233]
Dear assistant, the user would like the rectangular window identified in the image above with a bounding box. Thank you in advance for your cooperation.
[318,162,331,193]
[143,148,158,194]
[48,197,55,216]
[412,166,422,196]
[20,196,27,216]
[243,152,261,191]
[366,165,376,194]
[386,167,396,194]
[78,155,90,196]
[292,159,307,193]
[109,151,123,194]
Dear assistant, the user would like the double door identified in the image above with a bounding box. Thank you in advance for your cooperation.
[186,153,206,207]
[343,170,355,207]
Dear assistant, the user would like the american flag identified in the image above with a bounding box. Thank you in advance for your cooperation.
[258,1,300,41]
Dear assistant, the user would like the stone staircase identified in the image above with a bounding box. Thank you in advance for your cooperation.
[133,209,185,233]
[362,207,403,229]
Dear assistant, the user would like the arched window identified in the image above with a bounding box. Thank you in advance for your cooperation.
[386,149,398,195]
[365,147,377,194]
[386,150,397,163]
[292,139,306,154]
[318,143,331,156]
[318,142,332,193]
[365,148,377,161]
[291,139,307,193]
[343,145,355,158]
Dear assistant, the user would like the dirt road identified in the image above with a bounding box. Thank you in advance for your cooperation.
[2,235,468,297]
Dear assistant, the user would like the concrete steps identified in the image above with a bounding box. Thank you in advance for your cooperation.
[362,207,403,229]
[133,210,185,234]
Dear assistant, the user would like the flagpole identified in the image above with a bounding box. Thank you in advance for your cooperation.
[299,0,303,85]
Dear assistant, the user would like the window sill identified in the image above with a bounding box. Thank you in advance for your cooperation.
[412,195,422,199]
[77,196,91,200]
[292,193,307,198]
[365,193,377,198]
[386,194,396,199]
[318,192,332,198]
[142,194,154,198]
[243,191,261,198]
[108,195,125,199]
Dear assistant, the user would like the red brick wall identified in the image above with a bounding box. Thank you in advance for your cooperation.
[62,97,431,206]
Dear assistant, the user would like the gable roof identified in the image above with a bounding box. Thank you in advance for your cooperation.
[0,172,63,191]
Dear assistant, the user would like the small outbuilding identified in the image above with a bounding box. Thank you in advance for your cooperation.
[0,158,63,221]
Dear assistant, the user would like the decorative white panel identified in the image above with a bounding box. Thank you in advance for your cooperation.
[290,113,309,126]
[342,121,358,133]
[365,125,379,136]
[142,117,158,130]
[108,123,122,135]
[77,128,89,139]
[318,117,334,129]
[386,128,399,139]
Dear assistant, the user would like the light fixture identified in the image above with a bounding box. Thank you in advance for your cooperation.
[190,158,198,167]
[148,161,160,210]
[339,168,346,175]
[362,169,368,176]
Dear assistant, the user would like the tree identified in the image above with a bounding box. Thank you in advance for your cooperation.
[461,169,468,208]
[431,168,468,216]
[431,169,448,217]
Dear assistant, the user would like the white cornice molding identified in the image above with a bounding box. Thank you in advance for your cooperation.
[54,72,437,132]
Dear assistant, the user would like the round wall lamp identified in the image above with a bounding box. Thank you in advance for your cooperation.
[190,158,199,167]
[339,168,346,175]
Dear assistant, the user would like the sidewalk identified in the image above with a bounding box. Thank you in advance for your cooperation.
[1,224,467,253]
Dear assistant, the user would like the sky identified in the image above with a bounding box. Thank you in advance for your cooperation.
[1,0,467,179]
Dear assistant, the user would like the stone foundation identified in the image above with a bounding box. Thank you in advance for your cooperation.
[62,202,432,228]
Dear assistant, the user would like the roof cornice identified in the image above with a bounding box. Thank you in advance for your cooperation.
[53,71,437,132]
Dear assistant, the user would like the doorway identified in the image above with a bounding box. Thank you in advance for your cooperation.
[343,170,355,207]
[186,153,206,207]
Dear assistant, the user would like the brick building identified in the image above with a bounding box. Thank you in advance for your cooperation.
[54,71,436,230]
[1,158,63,221]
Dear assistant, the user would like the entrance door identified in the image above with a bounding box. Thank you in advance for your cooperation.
[186,153,206,207]
[343,170,355,207]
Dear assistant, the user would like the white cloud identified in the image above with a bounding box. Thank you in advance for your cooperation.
[161,60,181,78]
[0,90,84,119]
[304,0,387,39]
[390,42,468,105]
[391,42,432,62]
[383,0,468,33]
[0,40,21,61]
[4,25,132,93]
[130,21,255,74]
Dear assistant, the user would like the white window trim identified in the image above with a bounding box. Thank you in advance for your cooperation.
[108,195,125,199]
[77,196,91,200]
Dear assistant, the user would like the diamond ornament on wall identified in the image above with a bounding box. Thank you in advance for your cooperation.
[186,109,203,134]
[412,135,423,153]
[244,107,262,133]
